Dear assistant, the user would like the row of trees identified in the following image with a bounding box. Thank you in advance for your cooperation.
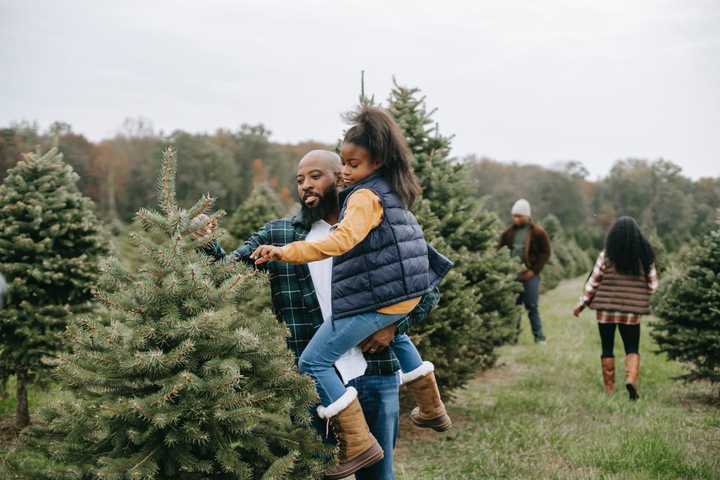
[467,156,720,254]
[0,120,315,226]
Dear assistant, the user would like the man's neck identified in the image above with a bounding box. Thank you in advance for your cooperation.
[323,209,339,226]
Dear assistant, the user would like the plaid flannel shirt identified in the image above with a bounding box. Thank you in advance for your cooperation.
[205,212,440,376]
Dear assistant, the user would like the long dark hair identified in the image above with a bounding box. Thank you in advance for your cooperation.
[343,106,421,208]
[605,216,655,276]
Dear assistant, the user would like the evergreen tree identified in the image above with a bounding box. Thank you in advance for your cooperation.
[652,213,720,387]
[540,214,593,290]
[228,183,286,243]
[387,81,521,393]
[0,148,107,428]
[3,147,331,479]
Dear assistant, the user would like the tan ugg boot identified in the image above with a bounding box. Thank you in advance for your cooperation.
[402,362,452,432]
[625,353,640,401]
[317,387,384,480]
[601,357,615,394]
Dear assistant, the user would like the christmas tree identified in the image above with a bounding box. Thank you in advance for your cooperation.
[387,80,521,393]
[0,147,108,428]
[3,147,331,479]
[652,212,720,386]
[228,183,286,243]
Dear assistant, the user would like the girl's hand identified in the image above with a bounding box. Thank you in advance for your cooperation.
[573,305,584,318]
[251,245,283,265]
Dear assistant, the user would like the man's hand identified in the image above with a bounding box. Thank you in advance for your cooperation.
[518,270,535,282]
[573,305,584,318]
[251,245,283,265]
[360,324,397,354]
[190,214,218,241]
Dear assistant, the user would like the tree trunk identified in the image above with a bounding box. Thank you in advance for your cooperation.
[0,374,8,400]
[15,369,30,429]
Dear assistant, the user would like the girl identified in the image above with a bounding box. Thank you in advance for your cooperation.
[252,106,453,479]
[573,217,658,400]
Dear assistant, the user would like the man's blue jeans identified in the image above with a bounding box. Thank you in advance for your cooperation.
[313,373,400,480]
[350,374,400,480]
[517,274,545,341]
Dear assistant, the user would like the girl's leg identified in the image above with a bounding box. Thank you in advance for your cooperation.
[598,323,616,358]
[390,334,424,374]
[618,324,640,355]
[618,323,641,400]
[298,311,404,407]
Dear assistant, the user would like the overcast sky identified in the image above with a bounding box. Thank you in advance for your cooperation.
[2,0,718,179]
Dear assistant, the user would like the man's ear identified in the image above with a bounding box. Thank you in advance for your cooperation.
[334,171,343,187]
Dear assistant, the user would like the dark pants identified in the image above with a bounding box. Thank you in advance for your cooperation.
[517,274,545,341]
[598,323,640,357]
[313,373,400,480]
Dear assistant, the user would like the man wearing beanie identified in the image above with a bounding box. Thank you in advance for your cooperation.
[498,199,552,344]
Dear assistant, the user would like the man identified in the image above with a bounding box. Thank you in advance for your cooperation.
[498,199,551,344]
[201,150,438,480]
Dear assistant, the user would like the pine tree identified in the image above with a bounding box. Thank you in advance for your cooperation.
[387,81,521,393]
[3,147,331,479]
[0,148,108,428]
[228,183,286,243]
[652,213,720,387]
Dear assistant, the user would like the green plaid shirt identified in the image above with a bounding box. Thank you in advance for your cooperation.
[206,212,439,376]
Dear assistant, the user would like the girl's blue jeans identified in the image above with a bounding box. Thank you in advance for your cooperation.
[299,311,424,406]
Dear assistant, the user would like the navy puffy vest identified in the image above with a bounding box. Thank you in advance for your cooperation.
[331,173,453,319]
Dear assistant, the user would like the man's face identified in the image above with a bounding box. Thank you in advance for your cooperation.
[512,214,530,226]
[296,157,341,209]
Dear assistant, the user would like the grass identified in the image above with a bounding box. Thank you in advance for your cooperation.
[1,277,718,478]
[394,277,720,480]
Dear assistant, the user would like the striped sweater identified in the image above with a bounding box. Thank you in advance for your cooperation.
[577,251,658,316]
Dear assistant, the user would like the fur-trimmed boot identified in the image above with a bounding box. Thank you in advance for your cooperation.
[402,361,452,432]
[601,357,615,394]
[317,387,384,480]
[625,353,640,401]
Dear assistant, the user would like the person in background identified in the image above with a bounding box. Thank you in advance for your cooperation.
[498,199,552,344]
[573,216,658,401]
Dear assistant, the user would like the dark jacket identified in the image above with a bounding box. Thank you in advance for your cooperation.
[331,173,453,319]
[498,222,552,275]
[202,211,440,376]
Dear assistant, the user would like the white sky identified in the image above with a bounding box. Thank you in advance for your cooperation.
[1,0,718,179]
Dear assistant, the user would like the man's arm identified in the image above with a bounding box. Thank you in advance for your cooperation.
[202,223,273,269]
[497,228,511,250]
[396,287,441,335]
[531,227,552,274]
[359,287,441,353]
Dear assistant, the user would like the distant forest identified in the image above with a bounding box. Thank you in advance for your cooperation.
[1,117,718,254]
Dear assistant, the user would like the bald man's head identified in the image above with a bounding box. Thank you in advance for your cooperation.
[296,150,343,214]
[298,149,342,174]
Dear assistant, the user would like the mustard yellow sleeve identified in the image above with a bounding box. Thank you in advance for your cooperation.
[280,189,383,264]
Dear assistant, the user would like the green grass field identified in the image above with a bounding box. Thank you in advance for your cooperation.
[1,277,718,478]
[394,277,720,480]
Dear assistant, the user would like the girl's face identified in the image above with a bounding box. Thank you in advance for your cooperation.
[339,142,382,187]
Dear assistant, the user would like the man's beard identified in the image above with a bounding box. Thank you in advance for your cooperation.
[299,184,339,227]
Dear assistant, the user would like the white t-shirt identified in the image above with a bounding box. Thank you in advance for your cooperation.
[306,220,367,384]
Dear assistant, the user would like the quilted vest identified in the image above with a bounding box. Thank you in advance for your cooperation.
[589,262,652,315]
[331,173,452,319]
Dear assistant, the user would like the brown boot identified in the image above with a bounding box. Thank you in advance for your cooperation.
[625,353,640,401]
[601,357,615,394]
[317,387,384,480]
[402,362,452,432]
